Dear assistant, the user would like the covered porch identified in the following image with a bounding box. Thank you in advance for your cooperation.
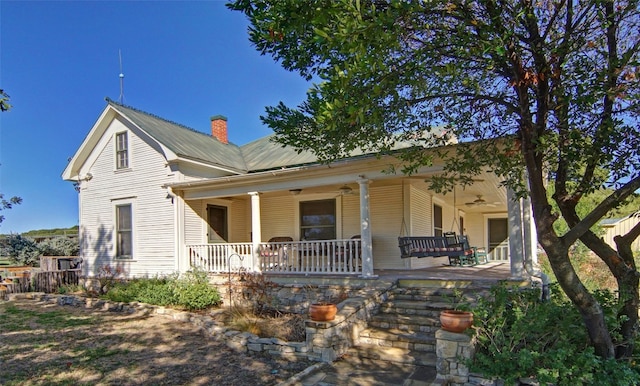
[171,158,536,279]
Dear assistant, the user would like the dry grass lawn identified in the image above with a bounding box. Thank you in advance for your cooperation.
[0,299,314,385]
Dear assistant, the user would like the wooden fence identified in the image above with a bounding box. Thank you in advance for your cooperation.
[33,270,81,293]
[0,268,81,299]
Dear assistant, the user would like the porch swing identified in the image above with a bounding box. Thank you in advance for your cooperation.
[397,181,488,266]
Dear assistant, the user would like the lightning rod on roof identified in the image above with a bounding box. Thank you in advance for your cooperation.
[118,49,125,104]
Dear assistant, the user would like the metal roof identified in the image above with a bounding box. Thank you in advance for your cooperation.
[107,100,248,172]
[240,134,320,171]
[106,99,454,174]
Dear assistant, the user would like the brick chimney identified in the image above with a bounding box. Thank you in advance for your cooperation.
[210,115,228,144]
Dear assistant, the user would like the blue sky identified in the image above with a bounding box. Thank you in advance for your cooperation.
[0,1,311,234]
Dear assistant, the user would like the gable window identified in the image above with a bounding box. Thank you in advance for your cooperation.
[433,204,443,237]
[300,199,336,240]
[115,132,129,169]
[116,204,133,259]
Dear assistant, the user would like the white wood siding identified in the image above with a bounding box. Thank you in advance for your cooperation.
[341,195,360,239]
[183,198,249,244]
[260,196,297,241]
[602,216,640,252]
[79,117,176,278]
[465,214,487,250]
[369,185,404,269]
[184,200,203,245]
[407,183,449,268]
[410,184,431,235]
[230,198,249,243]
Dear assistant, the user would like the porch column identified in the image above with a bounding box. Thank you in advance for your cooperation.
[249,192,262,272]
[358,177,375,278]
[167,187,188,273]
[176,192,187,273]
[522,196,536,272]
[507,188,525,278]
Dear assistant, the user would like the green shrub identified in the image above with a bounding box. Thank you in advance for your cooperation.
[471,283,640,385]
[1,234,41,266]
[173,268,220,311]
[102,269,219,311]
[104,283,137,303]
[96,265,127,295]
[135,278,178,306]
[174,282,220,311]
[38,237,79,256]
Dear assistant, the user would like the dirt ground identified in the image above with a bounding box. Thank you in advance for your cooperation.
[0,299,315,385]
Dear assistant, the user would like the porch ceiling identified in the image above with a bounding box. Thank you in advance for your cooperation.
[428,172,508,213]
[177,163,507,213]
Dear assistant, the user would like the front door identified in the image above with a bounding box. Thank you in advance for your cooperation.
[488,218,509,260]
[207,205,228,243]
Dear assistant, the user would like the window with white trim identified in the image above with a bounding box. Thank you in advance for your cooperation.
[300,199,336,240]
[116,204,133,259]
[115,132,129,169]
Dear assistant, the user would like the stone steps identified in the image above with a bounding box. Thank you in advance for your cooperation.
[378,300,449,318]
[358,327,436,351]
[347,345,438,366]
[350,279,490,365]
[368,313,440,333]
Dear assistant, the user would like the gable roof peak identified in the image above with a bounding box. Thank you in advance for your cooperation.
[104,97,223,143]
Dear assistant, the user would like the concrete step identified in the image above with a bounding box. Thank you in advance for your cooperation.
[348,345,438,366]
[358,327,436,353]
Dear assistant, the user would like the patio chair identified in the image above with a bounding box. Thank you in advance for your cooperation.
[259,236,293,269]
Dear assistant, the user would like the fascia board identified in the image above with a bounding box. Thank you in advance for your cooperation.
[62,106,116,181]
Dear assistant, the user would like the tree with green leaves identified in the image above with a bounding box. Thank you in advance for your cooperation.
[0,89,11,112]
[229,0,640,359]
[0,89,21,225]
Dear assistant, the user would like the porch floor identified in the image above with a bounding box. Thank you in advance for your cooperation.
[262,261,518,288]
[376,261,512,281]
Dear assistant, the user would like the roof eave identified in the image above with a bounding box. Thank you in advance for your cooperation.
[62,105,118,181]
[171,155,248,175]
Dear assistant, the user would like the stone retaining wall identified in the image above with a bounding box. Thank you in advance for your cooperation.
[434,328,544,386]
[7,283,392,363]
[305,287,393,362]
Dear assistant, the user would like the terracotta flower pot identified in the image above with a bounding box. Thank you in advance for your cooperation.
[309,303,337,321]
[440,310,474,333]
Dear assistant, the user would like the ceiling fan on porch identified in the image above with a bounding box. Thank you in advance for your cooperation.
[465,195,497,207]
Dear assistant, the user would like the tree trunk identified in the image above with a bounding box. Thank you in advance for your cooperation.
[568,226,639,359]
[614,231,640,359]
[536,219,616,359]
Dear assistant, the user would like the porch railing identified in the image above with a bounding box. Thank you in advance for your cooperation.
[187,238,362,275]
[488,241,509,261]
[260,239,362,275]
[188,243,255,273]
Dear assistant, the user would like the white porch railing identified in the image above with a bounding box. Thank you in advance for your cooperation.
[187,238,362,275]
[488,241,510,261]
[260,239,362,275]
[188,243,255,273]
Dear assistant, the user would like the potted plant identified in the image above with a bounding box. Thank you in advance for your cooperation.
[306,285,347,322]
[440,289,474,333]
[309,302,338,321]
